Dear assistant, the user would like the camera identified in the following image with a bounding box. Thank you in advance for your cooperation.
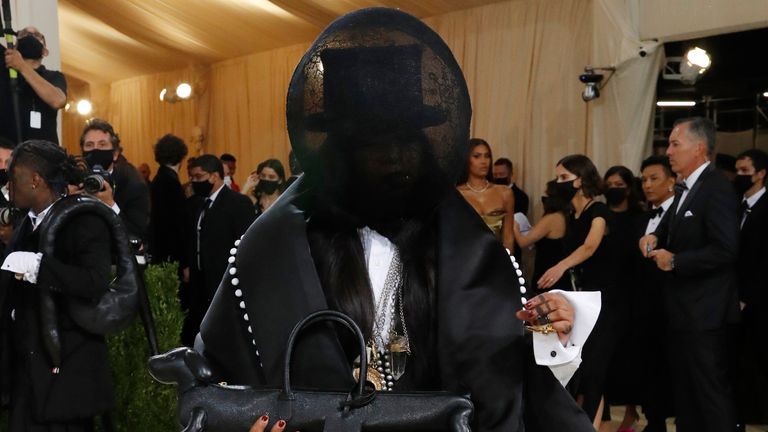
[0,206,20,226]
[579,71,604,84]
[83,164,115,194]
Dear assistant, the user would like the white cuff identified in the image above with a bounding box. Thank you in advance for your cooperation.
[532,290,601,386]
[111,202,121,214]
[2,251,44,284]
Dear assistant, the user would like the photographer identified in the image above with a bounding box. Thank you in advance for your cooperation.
[1,26,66,144]
[0,140,114,430]
[78,119,149,243]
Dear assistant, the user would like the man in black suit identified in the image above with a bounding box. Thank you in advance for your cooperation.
[79,119,150,243]
[636,155,677,432]
[732,149,768,427]
[181,154,254,346]
[493,157,529,216]
[640,117,739,432]
[1,141,114,430]
[149,134,189,265]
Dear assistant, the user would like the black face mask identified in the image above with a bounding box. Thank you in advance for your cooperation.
[192,180,214,198]
[493,177,510,186]
[604,187,627,206]
[255,179,280,195]
[0,169,8,188]
[553,179,578,202]
[733,174,754,195]
[17,36,44,60]
[84,149,114,170]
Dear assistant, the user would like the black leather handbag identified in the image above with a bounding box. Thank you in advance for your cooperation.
[149,310,474,432]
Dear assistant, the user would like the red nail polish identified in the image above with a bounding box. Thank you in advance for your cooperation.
[261,415,268,422]
[278,420,286,427]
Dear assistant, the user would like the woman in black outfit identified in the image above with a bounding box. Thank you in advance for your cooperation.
[514,180,570,293]
[603,165,645,431]
[537,154,621,429]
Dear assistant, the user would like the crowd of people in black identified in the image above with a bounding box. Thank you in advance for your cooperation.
[459,118,767,432]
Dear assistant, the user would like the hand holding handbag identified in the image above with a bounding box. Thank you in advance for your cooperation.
[149,310,474,431]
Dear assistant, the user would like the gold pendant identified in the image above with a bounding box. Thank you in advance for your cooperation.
[353,366,385,391]
[525,324,556,335]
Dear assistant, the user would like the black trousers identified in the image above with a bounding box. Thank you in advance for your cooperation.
[667,329,733,432]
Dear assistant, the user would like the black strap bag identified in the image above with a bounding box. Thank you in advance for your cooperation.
[37,195,140,366]
[149,310,474,432]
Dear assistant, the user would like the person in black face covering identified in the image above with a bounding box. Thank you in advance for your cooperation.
[602,165,645,430]
[181,154,254,346]
[248,158,286,218]
[2,26,66,144]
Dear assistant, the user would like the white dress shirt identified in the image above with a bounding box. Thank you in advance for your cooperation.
[645,196,675,235]
[741,186,765,229]
[676,161,710,213]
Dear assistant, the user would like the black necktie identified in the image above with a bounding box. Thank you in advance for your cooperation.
[673,182,688,195]
[197,199,212,270]
[739,200,750,220]
[650,207,664,218]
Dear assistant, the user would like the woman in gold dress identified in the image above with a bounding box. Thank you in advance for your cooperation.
[457,138,515,251]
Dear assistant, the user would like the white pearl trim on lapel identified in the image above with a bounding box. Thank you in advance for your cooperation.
[229,235,262,367]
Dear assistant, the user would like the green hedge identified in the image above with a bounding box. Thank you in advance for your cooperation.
[106,262,183,431]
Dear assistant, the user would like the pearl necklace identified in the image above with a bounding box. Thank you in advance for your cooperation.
[465,180,490,193]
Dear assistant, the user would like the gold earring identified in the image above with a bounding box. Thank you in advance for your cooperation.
[31,184,36,189]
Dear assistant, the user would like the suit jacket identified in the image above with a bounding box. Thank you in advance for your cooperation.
[512,183,529,216]
[149,165,187,264]
[737,191,768,311]
[2,212,114,422]
[190,186,254,312]
[197,177,593,432]
[653,164,739,331]
[112,157,150,242]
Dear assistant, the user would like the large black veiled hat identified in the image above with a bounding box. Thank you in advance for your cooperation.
[286,7,472,182]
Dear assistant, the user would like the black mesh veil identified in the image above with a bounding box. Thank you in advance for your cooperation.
[286,8,472,184]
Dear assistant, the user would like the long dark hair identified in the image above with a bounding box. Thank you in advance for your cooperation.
[542,179,571,216]
[557,154,603,198]
[10,140,81,196]
[604,165,642,212]
[457,138,495,185]
[303,129,443,385]
[253,159,287,201]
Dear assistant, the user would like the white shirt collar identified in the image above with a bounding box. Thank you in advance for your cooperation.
[654,195,675,213]
[683,161,710,190]
[207,184,225,204]
[745,186,766,208]
[28,200,58,230]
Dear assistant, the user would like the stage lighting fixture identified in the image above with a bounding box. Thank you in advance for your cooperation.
[176,83,192,99]
[76,99,92,115]
[763,91,768,98]
[662,47,711,85]
[579,66,615,102]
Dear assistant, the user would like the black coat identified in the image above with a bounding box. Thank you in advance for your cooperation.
[189,186,254,312]
[196,178,593,432]
[737,191,768,310]
[2,212,114,424]
[512,183,529,216]
[653,163,740,331]
[112,158,150,243]
[149,166,187,264]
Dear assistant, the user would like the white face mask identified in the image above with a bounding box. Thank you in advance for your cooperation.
[224,176,232,187]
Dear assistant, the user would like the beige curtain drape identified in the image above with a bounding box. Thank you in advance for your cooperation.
[62,0,660,214]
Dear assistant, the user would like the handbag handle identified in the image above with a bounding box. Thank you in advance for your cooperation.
[282,310,368,401]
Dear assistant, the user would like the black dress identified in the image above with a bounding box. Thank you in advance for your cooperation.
[604,208,644,406]
[532,235,570,293]
[562,201,621,419]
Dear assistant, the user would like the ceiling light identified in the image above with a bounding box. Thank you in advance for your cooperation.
[763,92,768,98]
[685,47,711,69]
[159,88,167,101]
[76,99,92,115]
[656,101,696,107]
[662,47,711,85]
[176,83,192,99]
